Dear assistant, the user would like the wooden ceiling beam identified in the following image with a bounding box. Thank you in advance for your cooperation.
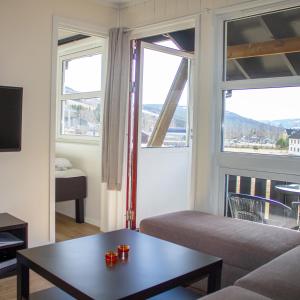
[227,36,300,60]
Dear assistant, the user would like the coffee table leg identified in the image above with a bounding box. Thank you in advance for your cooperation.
[17,258,29,300]
[207,267,222,294]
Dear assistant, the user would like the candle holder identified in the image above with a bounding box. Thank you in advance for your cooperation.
[105,251,118,264]
[117,244,130,260]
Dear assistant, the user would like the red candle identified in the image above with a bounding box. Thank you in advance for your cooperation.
[118,244,130,260]
[105,251,118,264]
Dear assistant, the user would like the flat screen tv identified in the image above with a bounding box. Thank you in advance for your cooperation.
[0,86,23,152]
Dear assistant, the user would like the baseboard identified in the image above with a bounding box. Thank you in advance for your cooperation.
[56,212,100,228]
[55,209,74,219]
[85,217,100,227]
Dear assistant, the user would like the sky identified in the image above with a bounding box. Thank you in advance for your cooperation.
[226,87,300,121]
[62,41,189,107]
[142,46,188,106]
[63,54,102,94]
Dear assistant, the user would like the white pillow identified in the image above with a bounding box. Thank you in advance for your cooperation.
[55,158,73,171]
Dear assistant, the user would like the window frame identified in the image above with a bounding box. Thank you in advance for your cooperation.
[138,41,194,149]
[56,37,106,143]
[214,3,300,215]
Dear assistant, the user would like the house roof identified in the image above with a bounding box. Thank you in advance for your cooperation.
[226,7,300,80]
[287,129,300,139]
[141,28,195,52]
[140,7,300,79]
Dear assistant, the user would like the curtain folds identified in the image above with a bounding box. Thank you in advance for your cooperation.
[102,28,130,191]
[100,28,129,231]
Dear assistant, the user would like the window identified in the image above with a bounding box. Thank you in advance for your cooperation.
[57,40,105,141]
[223,87,300,156]
[222,7,300,156]
[225,7,300,81]
[218,5,300,228]
[60,98,101,136]
[62,54,102,94]
[140,42,191,148]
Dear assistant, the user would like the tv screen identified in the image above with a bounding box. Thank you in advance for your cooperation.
[0,86,23,152]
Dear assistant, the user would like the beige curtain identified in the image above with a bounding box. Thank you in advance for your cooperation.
[102,28,130,190]
[100,181,126,232]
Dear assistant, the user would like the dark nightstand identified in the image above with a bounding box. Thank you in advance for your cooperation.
[0,213,27,278]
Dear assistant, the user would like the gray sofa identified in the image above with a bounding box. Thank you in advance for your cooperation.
[140,210,300,299]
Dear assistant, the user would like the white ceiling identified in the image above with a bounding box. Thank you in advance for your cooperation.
[97,0,145,8]
[106,0,139,3]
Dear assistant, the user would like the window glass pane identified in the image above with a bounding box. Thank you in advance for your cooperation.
[224,174,299,229]
[225,7,300,81]
[141,48,189,148]
[61,98,101,137]
[164,84,189,147]
[62,53,102,94]
[223,87,300,155]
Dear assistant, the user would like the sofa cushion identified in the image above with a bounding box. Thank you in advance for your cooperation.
[235,245,300,300]
[199,286,271,300]
[221,263,248,287]
[140,211,300,271]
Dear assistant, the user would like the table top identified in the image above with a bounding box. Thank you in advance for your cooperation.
[0,213,27,231]
[275,184,300,195]
[18,229,222,299]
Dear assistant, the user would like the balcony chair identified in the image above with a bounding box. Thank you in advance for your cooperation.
[228,193,296,228]
[291,202,300,229]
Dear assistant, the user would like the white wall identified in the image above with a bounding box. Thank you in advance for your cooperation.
[119,0,256,28]
[0,0,117,247]
[56,142,101,226]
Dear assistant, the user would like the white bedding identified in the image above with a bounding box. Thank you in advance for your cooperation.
[55,157,72,171]
[55,168,86,179]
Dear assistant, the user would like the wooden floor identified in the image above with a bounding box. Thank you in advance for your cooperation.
[55,212,100,242]
[0,213,100,300]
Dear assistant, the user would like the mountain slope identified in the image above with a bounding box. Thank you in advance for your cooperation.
[142,104,286,141]
[143,104,187,122]
[224,111,285,140]
[262,119,300,129]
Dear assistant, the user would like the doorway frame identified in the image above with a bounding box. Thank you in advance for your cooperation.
[49,16,109,243]
[126,15,200,228]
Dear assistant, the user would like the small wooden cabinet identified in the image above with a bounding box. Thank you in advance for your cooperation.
[0,213,27,278]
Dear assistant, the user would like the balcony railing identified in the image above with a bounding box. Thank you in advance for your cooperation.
[225,175,300,229]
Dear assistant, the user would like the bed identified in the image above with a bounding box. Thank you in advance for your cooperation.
[55,160,87,224]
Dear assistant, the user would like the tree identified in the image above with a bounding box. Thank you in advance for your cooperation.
[276,137,289,149]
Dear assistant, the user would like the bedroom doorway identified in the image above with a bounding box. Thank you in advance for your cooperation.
[53,28,107,241]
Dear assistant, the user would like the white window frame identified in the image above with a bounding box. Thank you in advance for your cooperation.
[56,37,106,143]
[214,1,300,215]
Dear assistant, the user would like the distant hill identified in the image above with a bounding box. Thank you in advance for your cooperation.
[143,104,187,122]
[262,119,300,129]
[224,112,285,140]
[142,104,286,141]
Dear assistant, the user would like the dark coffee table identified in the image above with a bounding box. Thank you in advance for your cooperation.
[17,229,222,299]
